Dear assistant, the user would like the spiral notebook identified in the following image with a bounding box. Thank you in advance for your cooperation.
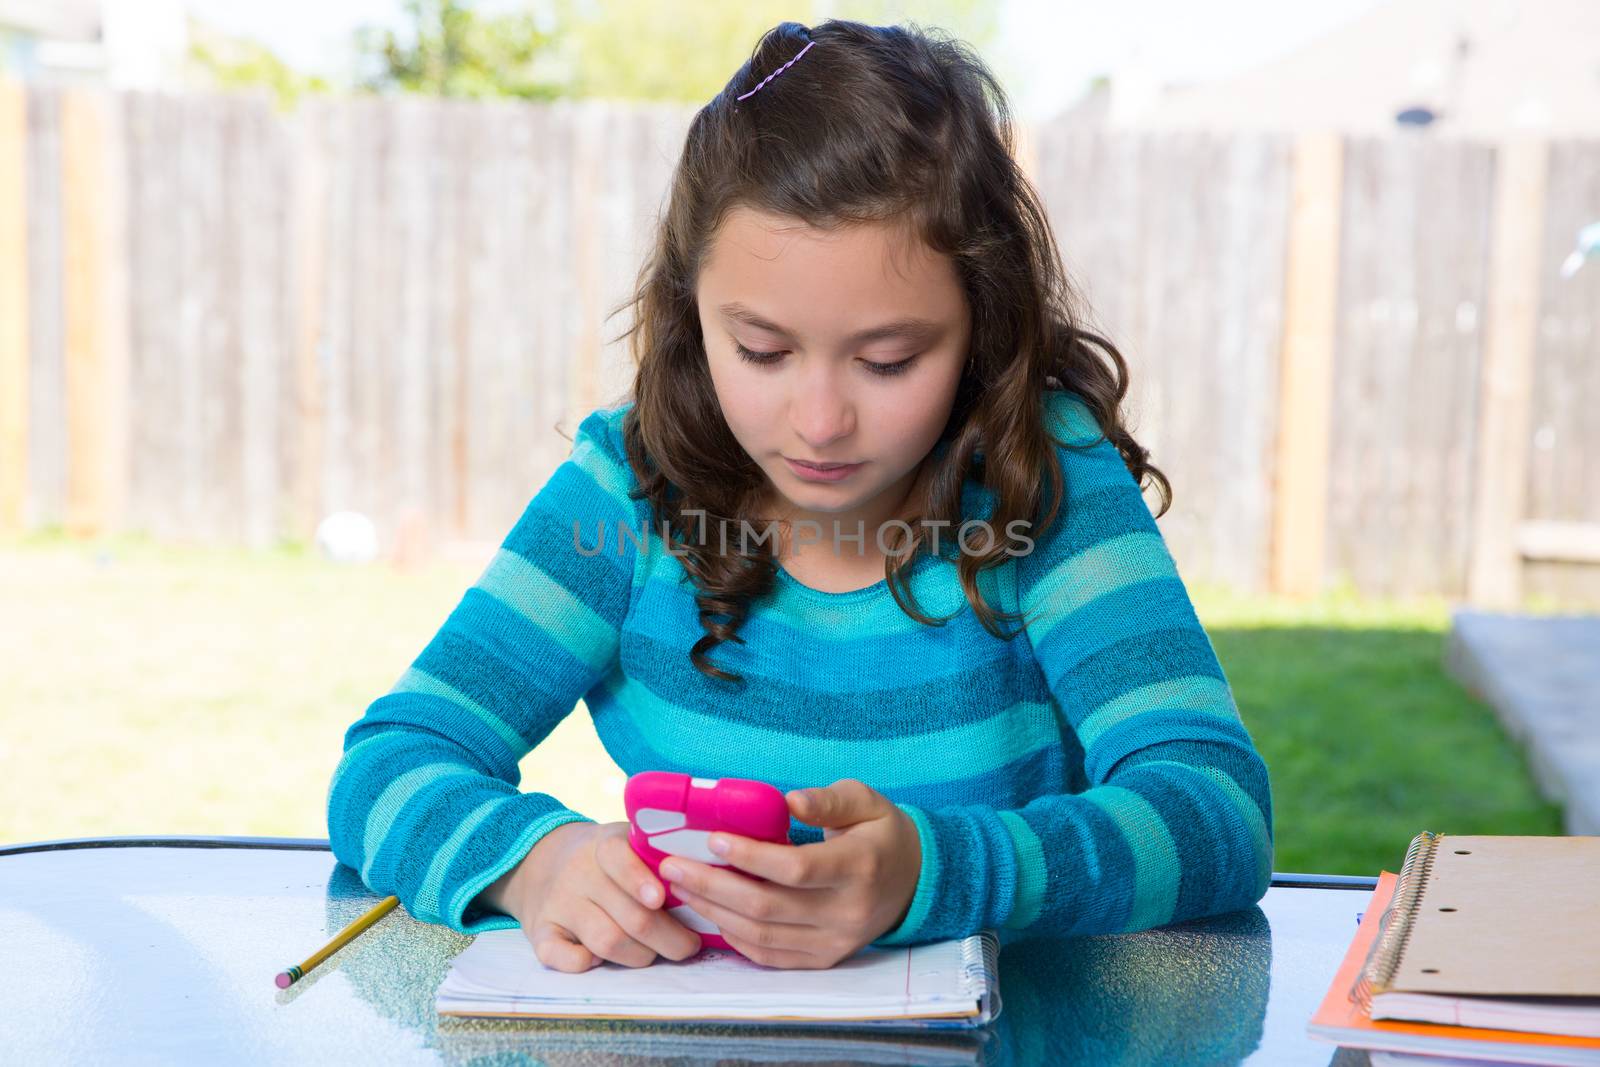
[1308,833,1600,1065]
[435,927,1001,1030]
[1356,833,1600,1036]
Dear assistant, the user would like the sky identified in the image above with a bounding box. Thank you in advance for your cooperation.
[182,0,1394,121]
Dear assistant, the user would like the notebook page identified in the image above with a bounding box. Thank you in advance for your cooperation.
[1371,991,1600,1038]
[439,928,975,1012]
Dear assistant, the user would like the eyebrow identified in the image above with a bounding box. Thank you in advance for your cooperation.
[717,302,944,345]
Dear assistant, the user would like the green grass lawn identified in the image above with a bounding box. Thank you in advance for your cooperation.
[1191,585,1563,874]
[0,532,1562,876]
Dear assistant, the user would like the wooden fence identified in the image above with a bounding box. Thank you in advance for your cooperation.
[1,82,1597,607]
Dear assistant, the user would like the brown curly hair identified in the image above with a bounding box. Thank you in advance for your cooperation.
[606,18,1170,684]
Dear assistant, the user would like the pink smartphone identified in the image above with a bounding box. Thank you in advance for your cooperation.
[624,771,791,953]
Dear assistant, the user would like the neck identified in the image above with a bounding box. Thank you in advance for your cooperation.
[766,459,929,562]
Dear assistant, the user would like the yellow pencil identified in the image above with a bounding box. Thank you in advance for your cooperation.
[275,894,400,988]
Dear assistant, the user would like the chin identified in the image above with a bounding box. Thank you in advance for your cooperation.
[773,476,866,509]
[782,487,858,509]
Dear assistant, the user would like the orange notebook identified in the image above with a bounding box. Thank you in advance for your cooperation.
[1308,862,1600,1065]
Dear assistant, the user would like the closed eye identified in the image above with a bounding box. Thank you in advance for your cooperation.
[733,342,918,377]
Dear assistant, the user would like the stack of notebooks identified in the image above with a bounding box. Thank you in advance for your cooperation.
[435,925,1001,1034]
[1307,832,1600,1066]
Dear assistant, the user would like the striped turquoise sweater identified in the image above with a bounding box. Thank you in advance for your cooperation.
[325,389,1274,948]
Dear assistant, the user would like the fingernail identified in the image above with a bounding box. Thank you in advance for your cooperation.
[707,835,730,856]
[660,861,683,881]
[639,884,661,906]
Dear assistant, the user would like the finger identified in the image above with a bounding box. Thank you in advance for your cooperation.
[596,830,667,909]
[672,884,813,956]
[793,778,884,829]
[571,898,658,968]
[660,854,816,918]
[530,919,600,973]
[593,875,703,962]
[697,831,847,888]
[720,927,829,970]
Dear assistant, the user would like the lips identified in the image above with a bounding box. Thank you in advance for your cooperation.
[790,459,855,470]
[784,457,863,482]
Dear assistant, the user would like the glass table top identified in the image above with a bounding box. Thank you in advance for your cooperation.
[0,838,1378,1066]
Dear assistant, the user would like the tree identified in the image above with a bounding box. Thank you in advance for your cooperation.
[188,19,332,107]
[354,0,1002,102]
[566,0,1001,102]
[354,0,574,99]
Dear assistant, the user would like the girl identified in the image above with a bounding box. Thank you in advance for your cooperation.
[326,19,1274,973]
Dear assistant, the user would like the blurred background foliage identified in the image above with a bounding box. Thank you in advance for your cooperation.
[186,0,1001,105]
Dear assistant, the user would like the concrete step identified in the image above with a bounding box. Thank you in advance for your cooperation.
[1444,610,1600,836]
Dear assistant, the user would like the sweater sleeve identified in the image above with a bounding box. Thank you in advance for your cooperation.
[324,405,646,935]
[872,390,1274,946]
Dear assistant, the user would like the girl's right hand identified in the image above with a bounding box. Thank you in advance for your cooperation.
[479,820,704,972]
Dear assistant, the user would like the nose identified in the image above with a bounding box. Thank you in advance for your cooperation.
[789,359,855,453]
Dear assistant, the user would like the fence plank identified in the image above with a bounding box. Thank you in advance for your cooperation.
[1467,138,1548,608]
[100,88,130,535]
[198,94,237,542]
[461,100,511,537]
[236,95,285,549]
[423,98,462,544]
[529,99,576,504]
[0,80,27,536]
[319,98,354,530]
[24,87,63,531]
[1407,138,1494,597]
[1270,132,1341,597]
[61,89,112,536]
[440,99,471,539]
[383,95,432,561]
[569,99,603,435]
[124,91,183,539]
[284,102,326,544]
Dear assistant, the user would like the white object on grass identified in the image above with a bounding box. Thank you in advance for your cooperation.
[315,510,379,564]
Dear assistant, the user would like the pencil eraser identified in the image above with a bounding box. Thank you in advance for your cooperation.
[275,971,294,989]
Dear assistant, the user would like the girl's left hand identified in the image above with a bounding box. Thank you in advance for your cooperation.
[657,777,921,969]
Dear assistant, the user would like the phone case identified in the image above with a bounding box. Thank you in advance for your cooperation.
[624,771,792,953]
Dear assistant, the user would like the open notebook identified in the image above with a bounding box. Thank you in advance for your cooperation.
[435,927,1001,1030]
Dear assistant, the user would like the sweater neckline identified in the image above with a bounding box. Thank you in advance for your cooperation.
[772,548,938,603]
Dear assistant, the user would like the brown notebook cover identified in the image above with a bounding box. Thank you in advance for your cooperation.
[1355,833,1600,1000]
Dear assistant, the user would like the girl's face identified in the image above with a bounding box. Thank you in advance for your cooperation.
[695,206,971,530]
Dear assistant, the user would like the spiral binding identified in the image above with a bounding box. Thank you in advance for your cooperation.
[1349,830,1442,1013]
[960,930,1004,1024]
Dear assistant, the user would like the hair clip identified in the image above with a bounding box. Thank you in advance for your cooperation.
[737,40,816,101]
